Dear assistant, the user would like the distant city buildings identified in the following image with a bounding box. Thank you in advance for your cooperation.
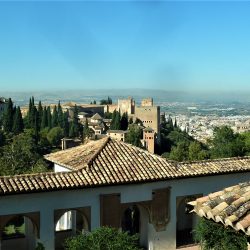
[175,114,250,143]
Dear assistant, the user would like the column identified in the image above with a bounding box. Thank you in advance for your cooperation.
[39,208,55,250]
[91,201,100,230]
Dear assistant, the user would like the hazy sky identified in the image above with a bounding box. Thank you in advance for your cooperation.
[1,1,250,92]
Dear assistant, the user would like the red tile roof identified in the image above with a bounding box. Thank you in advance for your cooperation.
[189,181,250,235]
[0,138,250,196]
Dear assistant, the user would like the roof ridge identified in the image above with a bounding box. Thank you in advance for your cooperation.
[178,156,250,165]
[86,137,110,166]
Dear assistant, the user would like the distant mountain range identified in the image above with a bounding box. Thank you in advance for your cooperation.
[1,89,250,106]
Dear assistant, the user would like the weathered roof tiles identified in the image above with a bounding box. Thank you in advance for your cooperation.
[189,181,250,235]
[1,138,250,196]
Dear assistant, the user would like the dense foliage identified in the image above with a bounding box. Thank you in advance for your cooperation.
[158,116,208,161]
[125,124,143,147]
[194,218,248,250]
[64,227,141,250]
[0,129,48,175]
[110,110,129,131]
[159,115,250,161]
[100,97,112,105]
[0,97,83,176]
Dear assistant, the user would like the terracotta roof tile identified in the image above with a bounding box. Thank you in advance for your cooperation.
[1,138,250,196]
[189,181,250,235]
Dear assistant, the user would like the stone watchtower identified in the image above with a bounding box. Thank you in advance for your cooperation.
[142,127,155,154]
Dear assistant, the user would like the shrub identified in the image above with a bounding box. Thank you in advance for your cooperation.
[194,218,248,250]
[64,227,142,250]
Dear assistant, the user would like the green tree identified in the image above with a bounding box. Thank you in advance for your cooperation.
[0,130,5,147]
[37,100,43,130]
[110,110,121,130]
[210,126,244,158]
[57,101,64,128]
[69,105,80,138]
[188,141,208,161]
[12,106,24,134]
[47,106,52,129]
[52,105,58,128]
[0,129,48,175]
[120,112,128,130]
[83,119,91,142]
[38,127,51,154]
[174,117,177,128]
[168,142,189,161]
[240,131,250,156]
[63,111,70,137]
[100,97,112,105]
[41,106,48,129]
[194,218,248,250]
[125,124,143,147]
[47,127,64,146]
[64,227,141,250]
[26,96,37,129]
[3,98,14,133]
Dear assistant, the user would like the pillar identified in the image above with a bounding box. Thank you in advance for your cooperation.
[40,209,55,250]
[91,202,100,230]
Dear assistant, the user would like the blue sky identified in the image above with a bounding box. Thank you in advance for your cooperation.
[1,1,250,92]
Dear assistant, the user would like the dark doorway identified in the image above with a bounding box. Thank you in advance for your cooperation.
[176,195,201,248]
[122,205,140,235]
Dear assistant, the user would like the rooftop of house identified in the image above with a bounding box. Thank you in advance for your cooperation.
[107,130,128,134]
[1,138,250,196]
[91,113,103,120]
[189,181,250,235]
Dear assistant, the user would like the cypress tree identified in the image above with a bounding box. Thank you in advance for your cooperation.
[38,101,43,130]
[120,112,128,130]
[83,119,90,142]
[3,98,14,133]
[47,106,52,129]
[13,106,24,134]
[169,116,174,131]
[26,97,32,128]
[63,111,69,137]
[114,111,121,130]
[68,105,80,138]
[174,117,177,128]
[28,96,35,128]
[41,106,48,129]
[110,110,117,130]
[52,105,58,128]
[34,111,39,140]
[57,101,64,128]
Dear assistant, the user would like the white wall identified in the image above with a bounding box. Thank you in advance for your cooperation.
[54,164,71,173]
[0,172,250,250]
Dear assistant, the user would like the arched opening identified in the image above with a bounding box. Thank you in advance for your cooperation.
[176,195,201,248]
[121,204,149,248]
[55,209,89,250]
[121,205,140,235]
[1,215,37,250]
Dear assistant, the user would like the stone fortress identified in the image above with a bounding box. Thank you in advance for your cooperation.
[117,97,160,153]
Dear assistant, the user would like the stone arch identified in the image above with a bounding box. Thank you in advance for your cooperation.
[121,203,150,248]
[1,214,38,250]
[54,208,89,232]
[176,195,201,248]
[54,208,90,250]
